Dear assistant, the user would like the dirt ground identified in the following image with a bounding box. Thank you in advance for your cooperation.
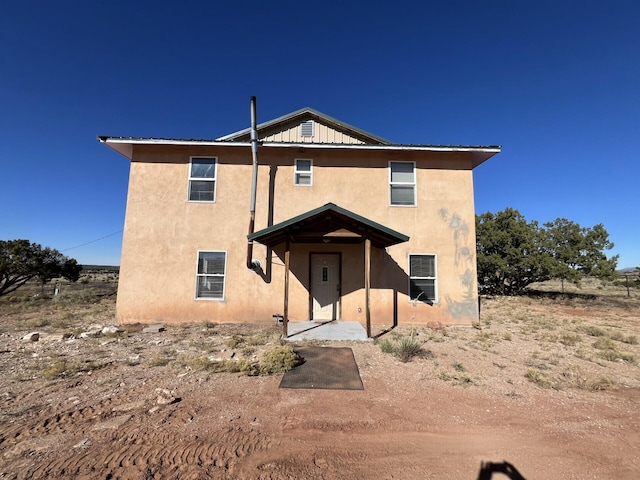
[0,276,639,479]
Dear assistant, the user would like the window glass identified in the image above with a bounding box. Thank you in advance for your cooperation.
[294,159,313,186]
[196,251,225,300]
[409,254,436,302]
[189,181,215,201]
[390,186,415,205]
[390,162,415,206]
[191,160,215,178]
[189,158,216,201]
[391,162,414,182]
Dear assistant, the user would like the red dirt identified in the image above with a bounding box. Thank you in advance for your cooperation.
[1,292,640,479]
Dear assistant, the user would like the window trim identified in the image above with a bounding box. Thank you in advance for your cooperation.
[194,250,227,301]
[389,161,417,207]
[188,156,217,203]
[294,158,313,186]
[408,253,437,303]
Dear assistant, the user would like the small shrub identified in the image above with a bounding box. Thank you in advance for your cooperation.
[259,346,302,375]
[452,362,466,372]
[378,339,394,354]
[246,332,281,346]
[560,333,581,346]
[149,353,172,367]
[241,346,256,358]
[593,337,616,351]
[472,332,496,351]
[201,320,216,330]
[624,335,638,345]
[503,332,512,341]
[41,358,104,380]
[583,326,607,337]
[189,356,212,371]
[561,367,613,391]
[439,371,473,386]
[525,368,554,389]
[378,335,424,361]
[597,348,634,363]
[226,334,245,348]
[395,336,423,362]
[207,359,258,375]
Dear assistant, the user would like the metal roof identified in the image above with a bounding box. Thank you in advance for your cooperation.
[97,136,501,168]
[215,107,393,145]
[248,202,410,249]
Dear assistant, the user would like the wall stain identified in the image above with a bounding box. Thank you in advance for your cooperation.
[439,208,478,320]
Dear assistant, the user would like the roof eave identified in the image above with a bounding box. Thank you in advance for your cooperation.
[248,202,410,248]
[98,136,501,168]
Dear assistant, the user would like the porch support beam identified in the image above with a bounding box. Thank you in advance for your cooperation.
[283,239,290,338]
[364,238,371,338]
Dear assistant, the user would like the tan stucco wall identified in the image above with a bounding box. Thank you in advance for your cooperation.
[117,144,480,326]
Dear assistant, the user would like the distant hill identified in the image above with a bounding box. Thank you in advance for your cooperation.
[81,265,120,271]
[618,267,639,274]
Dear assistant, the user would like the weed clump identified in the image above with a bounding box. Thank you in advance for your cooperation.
[377,334,425,362]
[259,346,302,375]
[41,357,104,380]
[561,367,613,391]
[593,337,635,363]
[439,370,473,386]
[525,368,555,389]
[560,333,581,346]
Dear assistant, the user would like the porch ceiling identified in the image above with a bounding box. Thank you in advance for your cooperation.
[248,203,409,249]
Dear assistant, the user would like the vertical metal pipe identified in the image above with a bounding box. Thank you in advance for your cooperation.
[247,96,259,270]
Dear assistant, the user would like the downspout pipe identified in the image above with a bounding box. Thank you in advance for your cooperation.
[247,96,261,271]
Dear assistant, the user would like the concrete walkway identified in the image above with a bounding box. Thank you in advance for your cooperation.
[285,321,370,341]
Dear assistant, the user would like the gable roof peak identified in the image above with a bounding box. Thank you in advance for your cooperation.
[216,106,392,145]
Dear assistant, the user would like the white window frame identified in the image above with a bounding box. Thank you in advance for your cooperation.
[389,161,416,207]
[195,250,227,301]
[188,157,217,202]
[408,253,437,303]
[294,158,313,186]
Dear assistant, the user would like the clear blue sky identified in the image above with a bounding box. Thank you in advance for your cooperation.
[1,1,638,268]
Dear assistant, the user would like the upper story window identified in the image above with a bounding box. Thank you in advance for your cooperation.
[189,157,217,202]
[409,254,437,303]
[389,161,416,206]
[294,159,313,186]
[300,120,314,137]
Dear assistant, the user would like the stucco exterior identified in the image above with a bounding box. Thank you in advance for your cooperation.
[102,108,499,330]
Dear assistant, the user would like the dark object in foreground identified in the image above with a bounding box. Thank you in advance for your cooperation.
[477,461,526,480]
[279,346,363,390]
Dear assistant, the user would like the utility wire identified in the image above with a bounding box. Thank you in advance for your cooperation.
[62,230,123,252]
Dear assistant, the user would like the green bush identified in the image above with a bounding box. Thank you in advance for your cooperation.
[259,346,302,375]
[378,334,424,362]
[396,336,422,362]
[378,339,394,354]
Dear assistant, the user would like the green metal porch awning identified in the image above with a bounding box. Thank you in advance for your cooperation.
[248,202,409,249]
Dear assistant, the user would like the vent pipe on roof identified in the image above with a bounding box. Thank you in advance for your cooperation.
[246,96,261,271]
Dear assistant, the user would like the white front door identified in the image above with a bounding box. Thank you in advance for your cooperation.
[311,254,340,321]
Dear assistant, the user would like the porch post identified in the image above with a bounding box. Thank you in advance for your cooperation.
[364,238,371,338]
[283,239,290,338]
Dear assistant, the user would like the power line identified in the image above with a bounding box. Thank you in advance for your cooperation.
[62,230,123,252]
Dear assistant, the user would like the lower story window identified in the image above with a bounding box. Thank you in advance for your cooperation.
[196,251,226,300]
[409,254,437,302]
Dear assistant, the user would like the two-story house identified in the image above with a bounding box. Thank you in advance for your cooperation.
[99,101,500,337]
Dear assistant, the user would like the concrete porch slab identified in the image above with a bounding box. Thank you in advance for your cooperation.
[285,321,369,341]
